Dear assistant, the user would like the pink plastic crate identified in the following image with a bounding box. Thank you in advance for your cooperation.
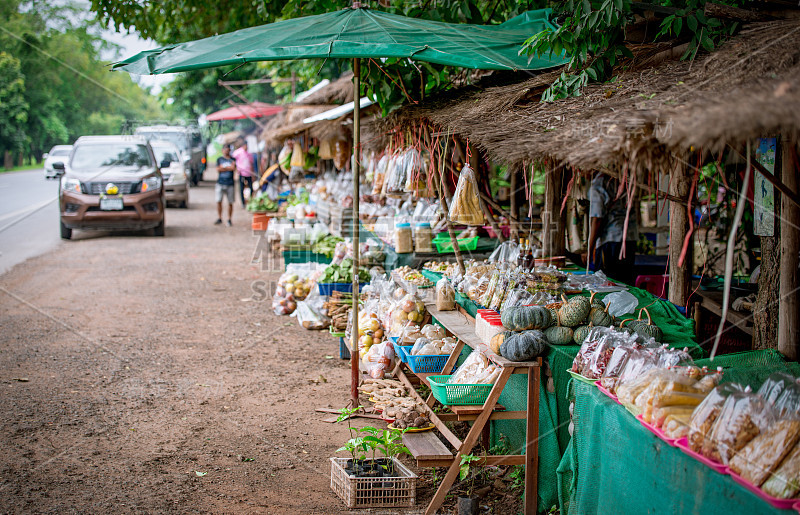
[594,380,621,405]
[675,437,729,474]
[635,414,679,446]
[729,471,798,511]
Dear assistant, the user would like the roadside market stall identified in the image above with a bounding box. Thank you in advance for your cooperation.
[116,7,800,514]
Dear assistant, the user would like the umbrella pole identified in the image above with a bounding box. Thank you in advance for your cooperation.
[350,58,361,406]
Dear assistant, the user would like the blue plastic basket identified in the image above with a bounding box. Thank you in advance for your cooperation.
[406,352,449,374]
[339,337,351,360]
[395,345,412,364]
[317,282,366,296]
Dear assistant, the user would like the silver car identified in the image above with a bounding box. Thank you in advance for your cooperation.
[44,145,73,179]
[150,140,189,208]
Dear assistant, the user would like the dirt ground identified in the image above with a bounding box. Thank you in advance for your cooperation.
[0,176,423,514]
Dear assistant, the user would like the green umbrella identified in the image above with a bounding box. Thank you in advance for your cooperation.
[115,5,566,408]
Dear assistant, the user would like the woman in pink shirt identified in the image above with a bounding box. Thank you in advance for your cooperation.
[232,141,255,206]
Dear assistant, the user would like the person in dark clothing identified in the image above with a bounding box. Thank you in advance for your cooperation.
[584,173,638,285]
[215,145,236,226]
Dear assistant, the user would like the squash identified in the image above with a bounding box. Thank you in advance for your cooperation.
[633,308,663,342]
[501,306,552,331]
[573,323,593,345]
[589,292,605,311]
[558,294,590,327]
[544,321,574,346]
[500,330,548,362]
[588,303,613,327]
[489,331,505,355]
[548,308,560,326]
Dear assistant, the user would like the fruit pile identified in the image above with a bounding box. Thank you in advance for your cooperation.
[272,273,314,315]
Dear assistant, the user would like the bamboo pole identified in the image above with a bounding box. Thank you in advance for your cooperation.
[350,58,361,406]
[778,140,799,359]
[510,167,519,240]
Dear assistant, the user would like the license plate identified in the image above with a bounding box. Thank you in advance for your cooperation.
[100,197,123,210]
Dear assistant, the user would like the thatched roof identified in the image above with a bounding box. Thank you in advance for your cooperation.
[374,19,800,172]
[298,72,355,105]
[261,105,336,146]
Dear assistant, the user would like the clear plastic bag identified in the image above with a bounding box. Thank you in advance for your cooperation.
[384,151,407,196]
[372,154,389,195]
[500,288,536,311]
[730,419,800,486]
[688,383,745,453]
[488,274,516,311]
[758,372,798,405]
[763,444,800,498]
[705,388,776,465]
[421,324,446,340]
[293,300,329,330]
[489,241,520,263]
[436,278,456,311]
[448,165,483,226]
[774,383,800,419]
[272,263,318,315]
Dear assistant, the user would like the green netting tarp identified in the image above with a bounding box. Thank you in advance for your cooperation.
[114,8,568,75]
[559,378,799,515]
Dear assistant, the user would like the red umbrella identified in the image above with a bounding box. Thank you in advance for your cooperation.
[206,102,283,121]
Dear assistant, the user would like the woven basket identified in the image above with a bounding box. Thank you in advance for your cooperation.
[330,457,416,509]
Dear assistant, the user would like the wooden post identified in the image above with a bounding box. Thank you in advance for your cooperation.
[778,141,799,359]
[668,159,691,306]
[541,165,565,258]
[3,150,12,170]
[350,59,361,405]
[754,188,781,350]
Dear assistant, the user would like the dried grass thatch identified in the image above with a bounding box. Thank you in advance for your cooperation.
[261,105,335,146]
[372,19,800,173]
[298,72,355,105]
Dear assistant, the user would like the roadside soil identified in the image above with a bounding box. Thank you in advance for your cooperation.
[0,175,415,514]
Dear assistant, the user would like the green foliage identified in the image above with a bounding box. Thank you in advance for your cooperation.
[522,0,633,102]
[0,0,164,160]
[523,0,740,101]
[0,51,29,154]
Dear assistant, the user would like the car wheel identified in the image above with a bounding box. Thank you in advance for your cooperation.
[60,221,72,240]
[180,198,188,209]
[153,219,165,237]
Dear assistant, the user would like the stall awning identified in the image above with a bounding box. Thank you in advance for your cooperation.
[303,97,374,124]
[206,102,283,121]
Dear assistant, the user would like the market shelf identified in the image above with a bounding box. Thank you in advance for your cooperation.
[402,431,453,468]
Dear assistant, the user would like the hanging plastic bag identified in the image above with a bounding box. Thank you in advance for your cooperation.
[333,140,350,170]
[278,141,292,173]
[448,164,483,226]
[436,278,456,311]
[318,139,334,160]
[705,388,776,465]
[489,240,520,263]
[384,151,407,196]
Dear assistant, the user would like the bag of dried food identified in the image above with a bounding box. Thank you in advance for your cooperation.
[704,388,776,465]
[688,383,745,453]
[372,154,389,195]
[333,140,350,170]
[774,382,800,418]
[730,417,800,487]
[436,278,456,311]
[384,151,407,196]
[763,442,800,498]
[448,165,483,226]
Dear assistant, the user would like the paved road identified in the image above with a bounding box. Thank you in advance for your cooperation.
[0,168,61,275]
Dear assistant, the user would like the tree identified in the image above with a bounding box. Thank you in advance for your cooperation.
[0,51,29,167]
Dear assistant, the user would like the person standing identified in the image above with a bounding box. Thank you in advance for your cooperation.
[215,145,236,226]
[585,173,638,284]
[232,140,254,207]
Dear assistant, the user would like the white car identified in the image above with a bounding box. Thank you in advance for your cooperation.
[150,140,189,208]
[44,145,73,179]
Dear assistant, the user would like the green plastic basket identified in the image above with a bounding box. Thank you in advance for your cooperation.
[427,375,493,406]
[432,233,479,254]
[282,247,332,265]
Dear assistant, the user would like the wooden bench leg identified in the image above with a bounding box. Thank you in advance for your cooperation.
[524,363,540,515]
[424,368,513,515]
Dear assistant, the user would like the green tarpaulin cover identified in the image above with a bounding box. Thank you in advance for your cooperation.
[113,8,567,75]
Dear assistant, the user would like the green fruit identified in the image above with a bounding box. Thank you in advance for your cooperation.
[544,324,574,346]
[573,324,593,345]
[499,330,549,362]
[558,295,591,327]
[501,306,552,331]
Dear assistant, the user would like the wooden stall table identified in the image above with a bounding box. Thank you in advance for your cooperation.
[392,304,541,515]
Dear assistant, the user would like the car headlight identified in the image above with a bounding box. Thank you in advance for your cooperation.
[140,175,162,192]
[61,177,83,193]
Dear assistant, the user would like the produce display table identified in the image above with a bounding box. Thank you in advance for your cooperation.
[557,378,800,515]
[395,304,541,515]
[358,224,499,272]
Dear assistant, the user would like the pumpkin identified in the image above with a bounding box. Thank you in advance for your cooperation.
[558,294,590,327]
[544,323,574,346]
[589,292,605,311]
[548,308,560,325]
[633,308,663,342]
[499,330,548,362]
[501,306,552,331]
[489,332,505,355]
[588,303,613,327]
[573,323,593,345]
[617,318,639,335]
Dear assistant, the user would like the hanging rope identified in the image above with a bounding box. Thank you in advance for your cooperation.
[711,141,752,360]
